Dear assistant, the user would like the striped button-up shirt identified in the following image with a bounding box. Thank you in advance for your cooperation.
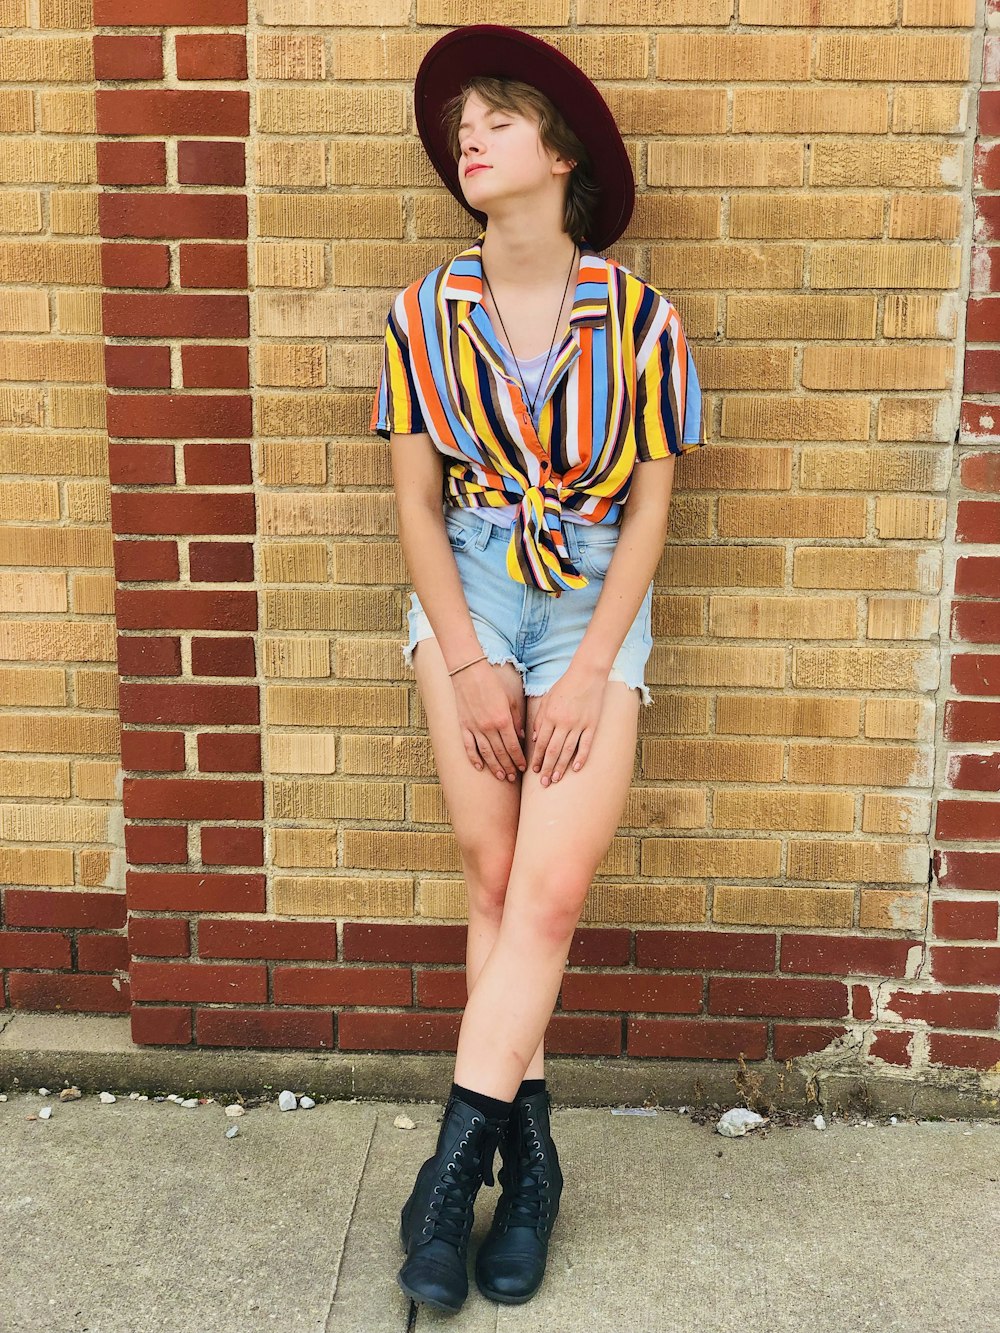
[370,230,706,595]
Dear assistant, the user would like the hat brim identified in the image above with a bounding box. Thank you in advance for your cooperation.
[414,25,635,253]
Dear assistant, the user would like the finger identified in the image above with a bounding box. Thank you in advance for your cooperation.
[462,728,485,772]
[486,726,519,781]
[570,727,594,772]
[549,730,581,783]
[538,727,569,785]
[531,715,553,771]
[476,731,509,782]
[500,718,527,773]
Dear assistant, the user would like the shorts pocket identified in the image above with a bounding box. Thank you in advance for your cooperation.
[577,537,618,580]
[443,513,473,551]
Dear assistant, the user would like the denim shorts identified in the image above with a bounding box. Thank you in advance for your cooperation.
[403,506,654,706]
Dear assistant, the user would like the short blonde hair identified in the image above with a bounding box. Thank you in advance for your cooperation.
[440,76,602,249]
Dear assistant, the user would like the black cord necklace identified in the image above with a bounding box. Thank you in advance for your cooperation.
[481,242,578,420]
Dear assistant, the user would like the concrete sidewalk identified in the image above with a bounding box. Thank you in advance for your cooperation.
[3,1075,998,1333]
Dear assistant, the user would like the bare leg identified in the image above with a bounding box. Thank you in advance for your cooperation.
[452,681,642,1098]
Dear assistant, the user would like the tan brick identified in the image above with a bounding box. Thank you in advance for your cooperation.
[258,193,403,240]
[268,733,336,774]
[803,344,955,391]
[810,238,960,288]
[714,789,855,832]
[340,735,436,777]
[727,295,876,339]
[256,389,369,438]
[792,646,938,690]
[864,698,933,742]
[581,882,707,925]
[0,88,33,133]
[648,644,786,689]
[269,778,403,821]
[51,190,98,235]
[0,386,42,425]
[327,241,455,288]
[73,760,119,798]
[740,0,895,22]
[858,887,927,932]
[253,241,333,289]
[0,140,94,185]
[0,666,64,705]
[641,738,784,782]
[417,0,567,20]
[861,792,931,836]
[732,87,887,134]
[0,712,119,754]
[800,448,951,495]
[55,289,102,334]
[580,0,726,21]
[262,637,330,678]
[327,343,381,389]
[329,139,438,188]
[711,594,856,640]
[1,802,108,842]
[715,695,860,738]
[417,878,468,919]
[0,758,71,797]
[622,787,708,829]
[334,637,411,681]
[0,526,111,567]
[74,668,118,711]
[0,570,66,612]
[257,345,326,388]
[65,479,110,522]
[0,289,49,332]
[272,876,413,918]
[253,32,325,81]
[0,620,115,662]
[640,836,781,879]
[0,36,92,81]
[39,0,91,30]
[260,440,327,485]
[719,496,867,538]
[788,742,933,788]
[0,846,73,885]
[787,839,928,885]
[255,141,326,188]
[257,288,388,338]
[325,442,390,487]
[272,828,336,868]
[876,397,943,441]
[713,885,853,926]
[867,598,940,640]
[792,547,941,593]
[329,541,408,586]
[260,543,328,584]
[262,588,396,632]
[884,291,958,335]
[648,144,802,192]
[38,90,96,135]
[78,848,111,886]
[0,480,59,522]
[722,396,870,442]
[267,683,406,727]
[411,783,447,825]
[891,86,965,136]
[0,432,106,476]
[258,0,409,22]
[257,88,407,136]
[606,87,726,136]
[343,828,460,872]
[815,32,970,82]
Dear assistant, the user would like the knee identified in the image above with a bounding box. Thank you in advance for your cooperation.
[461,845,515,919]
[510,870,591,947]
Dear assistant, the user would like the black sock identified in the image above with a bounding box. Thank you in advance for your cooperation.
[451,1081,514,1121]
[517,1077,546,1098]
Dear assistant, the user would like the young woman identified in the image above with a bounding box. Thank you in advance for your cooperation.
[370,25,707,1315]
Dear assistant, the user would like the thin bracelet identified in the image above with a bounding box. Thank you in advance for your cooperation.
[448,652,487,677]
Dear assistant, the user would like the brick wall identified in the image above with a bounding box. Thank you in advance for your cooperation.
[2,0,996,1078]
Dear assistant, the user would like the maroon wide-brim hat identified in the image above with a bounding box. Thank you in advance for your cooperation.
[414,24,635,253]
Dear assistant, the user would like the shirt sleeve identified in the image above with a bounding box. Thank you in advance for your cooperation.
[370,289,427,440]
[633,297,706,461]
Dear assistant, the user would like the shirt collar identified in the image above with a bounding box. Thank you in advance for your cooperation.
[440,229,610,327]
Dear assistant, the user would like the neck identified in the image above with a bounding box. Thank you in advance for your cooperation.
[478,218,578,291]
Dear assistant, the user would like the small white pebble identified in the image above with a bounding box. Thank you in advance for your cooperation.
[813,1114,827,1131]
[99,1092,116,1104]
[167,1094,182,1103]
[394,1114,416,1130]
[39,1106,53,1120]
[0,1094,7,1102]
[38,1087,50,1097]
[225,1124,239,1139]
[299,1095,316,1109]
[278,1090,298,1112]
[181,1098,198,1108]
[224,1104,245,1118]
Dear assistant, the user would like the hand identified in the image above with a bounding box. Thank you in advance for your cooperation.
[451,660,527,781]
[530,660,607,787]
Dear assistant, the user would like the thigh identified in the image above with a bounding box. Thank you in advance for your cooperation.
[502,681,641,929]
[411,634,526,873]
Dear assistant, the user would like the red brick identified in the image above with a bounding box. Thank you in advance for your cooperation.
[177,142,246,187]
[933,898,999,940]
[416,969,466,1008]
[337,1011,462,1052]
[955,499,1000,544]
[886,987,999,1029]
[0,930,72,969]
[566,927,630,967]
[114,539,179,582]
[97,142,168,188]
[774,1023,851,1061]
[936,799,1000,840]
[125,824,189,865]
[127,871,266,912]
[561,971,703,1013]
[960,450,1000,493]
[101,242,170,288]
[5,889,126,930]
[927,1031,1000,1069]
[944,700,1000,741]
[189,542,254,582]
[636,928,776,971]
[103,292,248,339]
[116,588,257,629]
[196,1007,333,1049]
[179,242,248,288]
[342,923,467,964]
[929,944,1000,986]
[184,444,252,485]
[116,635,182,678]
[542,1014,622,1055]
[96,90,249,139]
[7,972,130,1014]
[273,967,412,1006]
[954,554,1000,596]
[123,777,263,820]
[77,933,130,973]
[175,33,247,80]
[778,934,916,977]
[708,977,849,1018]
[198,919,335,961]
[99,191,248,244]
[131,959,266,1003]
[93,34,163,80]
[951,652,1000,696]
[851,983,874,1020]
[197,731,261,772]
[112,492,255,533]
[130,1005,193,1046]
[182,347,250,390]
[128,916,191,958]
[108,443,175,484]
[951,603,1000,645]
[190,637,256,676]
[119,681,259,724]
[933,848,1000,890]
[628,1018,767,1060]
[105,343,172,389]
[942,752,1000,790]
[120,728,185,771]
[95,0,246,21]
[200,826,264,866]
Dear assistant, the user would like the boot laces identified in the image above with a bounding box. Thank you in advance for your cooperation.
[503,1116,549,1228]
[426,1122,501,1248]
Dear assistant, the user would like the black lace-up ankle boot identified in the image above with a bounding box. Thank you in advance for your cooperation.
[474,1087,564,1303]
[397,1090,508,1314]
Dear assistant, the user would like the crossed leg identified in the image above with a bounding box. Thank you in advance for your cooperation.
[412,633,642,1095]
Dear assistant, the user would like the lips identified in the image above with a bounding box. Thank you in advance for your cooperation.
[465,164,490,176]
